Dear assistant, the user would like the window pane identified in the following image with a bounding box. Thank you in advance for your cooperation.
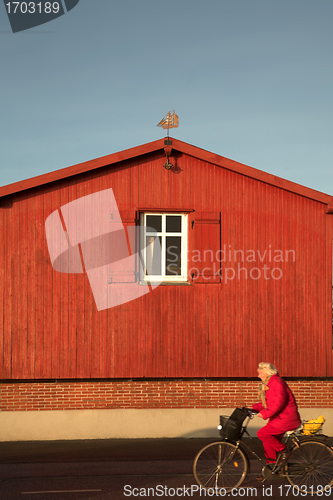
[166,215,181,233]
[166,236,181,276]
[146,215,161,232]
[146,236,161,275]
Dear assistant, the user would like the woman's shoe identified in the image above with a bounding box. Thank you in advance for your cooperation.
[276,448,292,466]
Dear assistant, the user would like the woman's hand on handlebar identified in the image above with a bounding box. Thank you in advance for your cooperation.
[241,407,259,417]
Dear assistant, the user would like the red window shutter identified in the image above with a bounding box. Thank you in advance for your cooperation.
[106,210,138,283]
[120,210,138,255]
[189,211,221,284]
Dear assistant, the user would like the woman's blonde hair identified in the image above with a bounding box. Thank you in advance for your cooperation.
[258,362,278,376]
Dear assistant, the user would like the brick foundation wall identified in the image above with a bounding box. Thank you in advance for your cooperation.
[0,380,332,411]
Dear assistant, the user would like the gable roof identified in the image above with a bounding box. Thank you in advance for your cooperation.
[1,137,332,208]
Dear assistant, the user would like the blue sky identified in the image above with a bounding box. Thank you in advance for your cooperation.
[1,0,332,195]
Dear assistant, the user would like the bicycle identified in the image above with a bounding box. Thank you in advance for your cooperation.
[193,408,333,495]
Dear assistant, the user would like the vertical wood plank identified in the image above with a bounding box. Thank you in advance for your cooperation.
[304,200,314,375]
[67,179,78,378]
[248,178,259,375]
[288,191,297,376]
[315,203,326,374]
[82,174,94,378]
[154,286,166,377]
[99,170,112,378]
[75,175,86,378]
[264,185,275,364]
[43,187,54,378]
[10,198,20,378]
[26,193,36,378]
[295,195,305,376]
[3,198,13,378]
[90,175,101,379]
[51,186,61,378]
[34,188,44,378]
[0,198,10,378]
[18,195,28,378]
[60,181,69,378]
[257,180,266,366]
[234,173,244,375]
[281,190,292,375]
[218,169,227,375]
[273,188,283,372]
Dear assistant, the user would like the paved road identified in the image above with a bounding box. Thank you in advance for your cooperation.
[0,438,331,499]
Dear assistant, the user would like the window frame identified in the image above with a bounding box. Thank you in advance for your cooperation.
[139,212,188,283]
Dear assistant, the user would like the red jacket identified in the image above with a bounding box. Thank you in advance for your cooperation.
[252,374,301,427]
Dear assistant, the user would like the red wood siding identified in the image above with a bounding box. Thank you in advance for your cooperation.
[0,148,332,379]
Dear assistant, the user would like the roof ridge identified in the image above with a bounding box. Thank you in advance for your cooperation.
[0,137,332,206]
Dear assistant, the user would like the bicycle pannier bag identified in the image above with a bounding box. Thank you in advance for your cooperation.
[220,408,249,442]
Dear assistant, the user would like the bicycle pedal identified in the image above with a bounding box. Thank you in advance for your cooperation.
[270,463,278,472]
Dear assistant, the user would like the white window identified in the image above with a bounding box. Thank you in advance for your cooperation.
[140,213,188,282]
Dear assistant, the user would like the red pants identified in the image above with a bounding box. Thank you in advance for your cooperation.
[257,420,298,463]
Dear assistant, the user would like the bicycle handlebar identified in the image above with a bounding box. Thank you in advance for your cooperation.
[241,407,259,417]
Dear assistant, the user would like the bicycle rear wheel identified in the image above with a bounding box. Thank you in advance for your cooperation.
[285,440,333,494]
[193,441,248,494]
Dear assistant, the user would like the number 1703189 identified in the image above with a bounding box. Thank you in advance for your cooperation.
[278,485,332,496]
[5,2,60,14]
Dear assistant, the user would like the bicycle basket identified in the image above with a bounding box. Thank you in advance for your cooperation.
[301,416,325,435]
[218,408,249,441]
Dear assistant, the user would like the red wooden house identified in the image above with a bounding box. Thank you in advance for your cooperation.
[0,137,332,440]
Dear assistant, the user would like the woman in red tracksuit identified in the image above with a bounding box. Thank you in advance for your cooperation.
[252,362,301,469]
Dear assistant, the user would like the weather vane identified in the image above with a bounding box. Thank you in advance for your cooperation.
[157,111,179,170]
[157,110,179,137]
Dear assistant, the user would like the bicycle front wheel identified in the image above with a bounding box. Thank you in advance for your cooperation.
[193,441,248,494]
[285,440,333,495]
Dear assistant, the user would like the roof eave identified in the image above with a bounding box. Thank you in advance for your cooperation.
[0,138,165,199]
[170,138,333,206]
